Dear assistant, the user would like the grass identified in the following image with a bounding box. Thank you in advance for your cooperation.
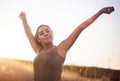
[0,57,120,81]
[62,65,111,81]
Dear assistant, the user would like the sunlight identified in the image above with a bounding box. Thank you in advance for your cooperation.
[0,0,120,70]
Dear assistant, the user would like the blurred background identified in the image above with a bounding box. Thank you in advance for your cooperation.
[0,0,120,70]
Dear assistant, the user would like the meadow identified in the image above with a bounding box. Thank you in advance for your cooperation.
[0,57,119,81]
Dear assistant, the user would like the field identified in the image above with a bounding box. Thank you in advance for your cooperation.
[0,57,119,81]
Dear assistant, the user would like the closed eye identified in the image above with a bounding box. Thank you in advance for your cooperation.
[39,31,44,35]
[45,29,51,33]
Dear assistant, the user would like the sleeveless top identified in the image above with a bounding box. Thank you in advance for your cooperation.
[33,47,65,81]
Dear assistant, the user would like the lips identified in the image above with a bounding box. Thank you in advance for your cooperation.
[44,36,51,40]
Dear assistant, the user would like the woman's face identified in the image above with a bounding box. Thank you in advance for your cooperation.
[37,26,53,45]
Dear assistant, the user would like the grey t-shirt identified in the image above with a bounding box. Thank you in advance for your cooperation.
[33,47,65,81]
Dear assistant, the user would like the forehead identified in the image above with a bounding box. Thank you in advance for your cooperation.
[38,26,51,32]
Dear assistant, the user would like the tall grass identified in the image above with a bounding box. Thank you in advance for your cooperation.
[63,65,120,81]
[0,57,120,81]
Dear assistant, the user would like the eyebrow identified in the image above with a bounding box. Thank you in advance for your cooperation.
[38,28,50,33]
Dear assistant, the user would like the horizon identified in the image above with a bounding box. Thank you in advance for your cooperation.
[0,56,119,70]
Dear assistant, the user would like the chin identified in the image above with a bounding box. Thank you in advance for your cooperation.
[44,41,52,45]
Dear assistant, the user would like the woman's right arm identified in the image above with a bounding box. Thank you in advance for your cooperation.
[19,12,40,53]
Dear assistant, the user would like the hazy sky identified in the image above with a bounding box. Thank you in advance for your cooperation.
[0,0,120,70]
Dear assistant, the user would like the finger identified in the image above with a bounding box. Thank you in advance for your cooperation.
[108,7,114,12]
[111,7,115,12]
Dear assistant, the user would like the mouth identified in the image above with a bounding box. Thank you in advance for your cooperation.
[44,37,51,40]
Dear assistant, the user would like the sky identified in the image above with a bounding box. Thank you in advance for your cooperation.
[0,0,120,70]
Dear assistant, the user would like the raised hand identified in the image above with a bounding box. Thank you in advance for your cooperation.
[101,6,114,14]
[19,12,26,20]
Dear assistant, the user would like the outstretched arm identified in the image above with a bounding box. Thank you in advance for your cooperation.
[19,12,40,53]
[57,7,114,57]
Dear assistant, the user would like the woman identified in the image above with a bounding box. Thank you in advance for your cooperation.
[19,6,114,81]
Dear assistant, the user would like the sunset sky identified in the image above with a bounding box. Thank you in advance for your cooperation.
[0,0,120,70]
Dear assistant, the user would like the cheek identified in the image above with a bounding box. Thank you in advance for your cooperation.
[51,34,53,39]
[37,35,43,41]
[50,32,53,37]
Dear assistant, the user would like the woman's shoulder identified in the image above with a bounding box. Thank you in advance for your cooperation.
[56,46,66,58]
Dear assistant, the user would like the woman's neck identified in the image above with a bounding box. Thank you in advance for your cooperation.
[42,43,55,52]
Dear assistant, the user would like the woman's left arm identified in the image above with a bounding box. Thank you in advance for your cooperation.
[57,6,114,58]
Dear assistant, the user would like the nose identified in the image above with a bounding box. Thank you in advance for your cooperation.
[44,32,49,36]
